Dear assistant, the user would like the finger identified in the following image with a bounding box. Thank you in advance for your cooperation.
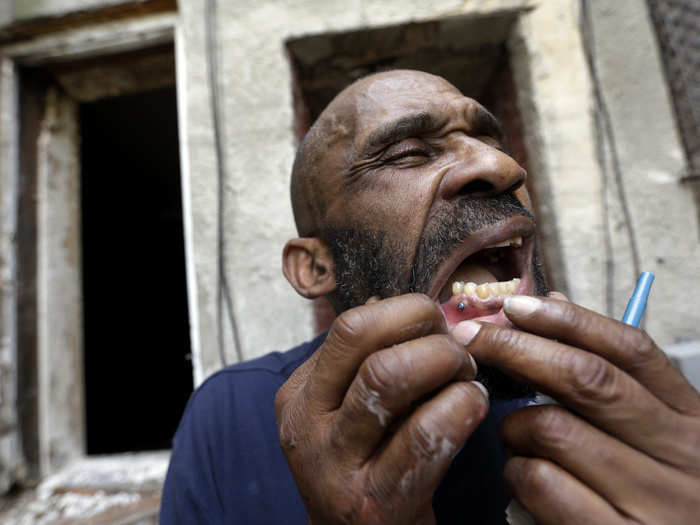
[331,334,478,460]
[453,320,693,467]
[274,349,320,422]
[504,457,625,525]
[502,405,689,522]
[504,295,700,415]
[368,381,489,506]
[547,290,569,302]
[310,294,446,412]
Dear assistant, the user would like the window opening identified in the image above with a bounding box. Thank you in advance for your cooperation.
[286,13,535,333]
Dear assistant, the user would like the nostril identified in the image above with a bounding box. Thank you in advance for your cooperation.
[457,179,495,196]
[505,178,525,194]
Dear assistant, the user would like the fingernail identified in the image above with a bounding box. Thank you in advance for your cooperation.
[453,320,481,345]
[504,295,541,317]
[548,291,570,302]
[472,380,489,399]
[467,352,478,374]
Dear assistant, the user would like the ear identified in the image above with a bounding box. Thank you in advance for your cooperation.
[282,238,336,299]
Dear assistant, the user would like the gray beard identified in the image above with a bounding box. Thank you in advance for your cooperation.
[321,193,549,400]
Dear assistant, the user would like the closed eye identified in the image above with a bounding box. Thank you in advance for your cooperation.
[381,138,432,164]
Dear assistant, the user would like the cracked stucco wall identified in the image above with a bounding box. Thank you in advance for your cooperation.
[175,0,539,381]
[585,0,700,343]
[3,0,699,383]
[0,0,699,504]
[176,0,699,381]
[0,57,22,495]
[509,0,606,314]
[510,0,700,347]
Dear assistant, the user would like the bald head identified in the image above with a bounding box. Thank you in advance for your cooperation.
[290,69,461,236]
[290,108,354,236]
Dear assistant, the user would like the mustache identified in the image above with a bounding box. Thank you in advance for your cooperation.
[406,193,534,294]
[319,192,536,312]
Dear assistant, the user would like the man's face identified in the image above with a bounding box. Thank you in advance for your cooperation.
[318,71,548,327]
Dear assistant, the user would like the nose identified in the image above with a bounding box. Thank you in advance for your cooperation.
[438,138,527,200]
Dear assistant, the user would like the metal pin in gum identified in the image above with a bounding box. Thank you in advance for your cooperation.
[621,272,655,327]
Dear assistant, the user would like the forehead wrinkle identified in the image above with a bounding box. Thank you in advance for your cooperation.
[294,70,503,236]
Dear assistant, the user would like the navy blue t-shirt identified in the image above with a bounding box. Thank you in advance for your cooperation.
[160,333,531,524]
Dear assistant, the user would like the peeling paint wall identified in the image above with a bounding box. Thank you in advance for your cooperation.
[35,87,85,475]
[0,57,22,495]
[0,3,698,495]
[510,0,605,312]
[171,0,700,379]
[0,0,698,510]
[175,0,697,376]
[176,0,539,380]
[585,0,700,344]
[5,0,697,382]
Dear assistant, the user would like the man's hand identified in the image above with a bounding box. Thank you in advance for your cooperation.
[274,294,489,525]
[453,295,700,524]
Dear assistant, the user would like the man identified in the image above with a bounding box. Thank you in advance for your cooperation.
[161,70,700,524]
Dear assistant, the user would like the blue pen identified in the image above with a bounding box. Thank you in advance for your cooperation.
[621,272,655,327]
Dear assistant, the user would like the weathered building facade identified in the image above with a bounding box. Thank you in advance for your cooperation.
[0,0,699,521]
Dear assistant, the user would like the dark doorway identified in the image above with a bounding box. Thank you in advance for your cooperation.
[80,86,193,454]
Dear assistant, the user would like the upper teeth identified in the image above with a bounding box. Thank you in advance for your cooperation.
[452,278,521,298]
[485,236,522,249]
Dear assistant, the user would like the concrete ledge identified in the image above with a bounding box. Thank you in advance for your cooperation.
[39,451,170,497]
[0,451,168,524]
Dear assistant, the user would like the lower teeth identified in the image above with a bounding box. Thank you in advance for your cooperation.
[452,278,520,298]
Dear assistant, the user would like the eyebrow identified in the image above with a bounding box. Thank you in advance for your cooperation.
[367,112,440,149]
[365,106,507,151]
[472,107,506,145]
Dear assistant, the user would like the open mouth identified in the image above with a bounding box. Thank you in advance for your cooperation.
[429,216,536,327]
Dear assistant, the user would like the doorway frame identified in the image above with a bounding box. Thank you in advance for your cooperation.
[0,11,188,483]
